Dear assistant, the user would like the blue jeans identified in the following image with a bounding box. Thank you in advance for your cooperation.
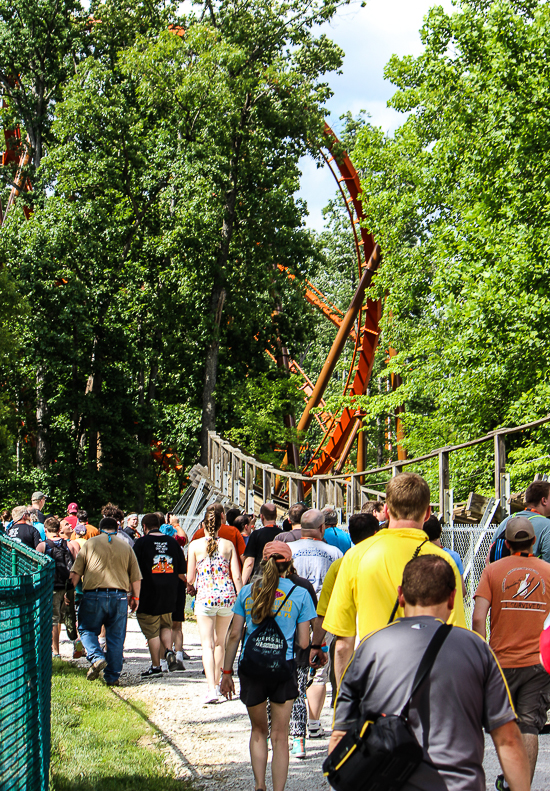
[78,589,128,683]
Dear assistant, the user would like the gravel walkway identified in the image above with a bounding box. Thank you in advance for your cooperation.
[57,616,550,791]
[60,615,332,790]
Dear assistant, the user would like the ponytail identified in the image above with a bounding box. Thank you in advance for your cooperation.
[250,557,291,624]
[204,508,221,556]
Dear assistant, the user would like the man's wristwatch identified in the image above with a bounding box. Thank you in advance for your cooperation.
[310,644,322,650]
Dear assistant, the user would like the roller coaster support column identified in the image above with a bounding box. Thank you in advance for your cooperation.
[295,244,381,439]
[276,342,303,501]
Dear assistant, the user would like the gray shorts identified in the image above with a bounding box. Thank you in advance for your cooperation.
[503,664,550,734]
[311,632,334,685]
[52,589,66,626]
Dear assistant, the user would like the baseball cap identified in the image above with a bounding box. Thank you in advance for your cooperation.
[67,502,78,514]
[32,491,46,501]
[263,541,292,562]
[505,516,535,542]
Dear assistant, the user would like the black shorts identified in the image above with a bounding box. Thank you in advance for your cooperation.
[238,660,298,708]
[503,664,550,734]
[172,580,186,622]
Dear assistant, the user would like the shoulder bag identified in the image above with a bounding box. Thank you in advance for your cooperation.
[323,622,452,791]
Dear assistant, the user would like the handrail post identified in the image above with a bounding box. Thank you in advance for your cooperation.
[438,450,450,516]
[494,434,506,501]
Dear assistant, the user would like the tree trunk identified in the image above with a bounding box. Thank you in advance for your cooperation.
[36,365,49,469]
[86,337,102,471]
[200,287,226,465]
[199,97,250,463]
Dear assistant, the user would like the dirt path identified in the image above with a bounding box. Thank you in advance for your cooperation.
[60,616,332,790]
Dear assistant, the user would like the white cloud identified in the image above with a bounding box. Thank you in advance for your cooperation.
[299,0,455,230]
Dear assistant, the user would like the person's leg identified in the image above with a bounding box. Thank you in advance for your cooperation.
[52,623,61,655]
[270,699,294,791]
[213,614,233,685]
[78,592,106,664]
[196,614,217,690]
[306,683,326,720]
[247,702,269,790]
[103,591,128,683]
[522,733,538,781]
[172,621,183,652]
[148,636,162,666]
[290,667,308,756]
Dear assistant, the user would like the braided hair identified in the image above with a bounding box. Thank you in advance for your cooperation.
[204,507,222,556]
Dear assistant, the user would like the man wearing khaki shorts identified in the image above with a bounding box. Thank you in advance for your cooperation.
[133,513,187,678]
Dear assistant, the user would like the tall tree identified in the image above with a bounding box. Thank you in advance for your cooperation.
[352,0,550,494]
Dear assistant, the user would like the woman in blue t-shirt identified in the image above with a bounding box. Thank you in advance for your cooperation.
[220,540,316,791]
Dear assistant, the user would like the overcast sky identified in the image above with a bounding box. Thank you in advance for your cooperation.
[299,0,455,230]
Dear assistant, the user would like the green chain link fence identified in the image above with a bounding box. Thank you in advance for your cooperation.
[0,533,55,791]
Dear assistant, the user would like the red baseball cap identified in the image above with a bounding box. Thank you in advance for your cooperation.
[67,502,78,514]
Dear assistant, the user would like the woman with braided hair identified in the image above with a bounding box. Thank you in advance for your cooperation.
[187,504,242,704]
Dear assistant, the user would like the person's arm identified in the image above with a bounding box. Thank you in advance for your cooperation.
[241,556,254,585]
[309,616,328,667]
[334,635,355,683]
[296,619,310,650]
[128,579,141,612]
[187,543,197,586]
[472,596,490,640]
[328,730,348,755]
[219,613,246,699]
[230,545,243,593]
[69,570,81,588]
[490,720,530,791]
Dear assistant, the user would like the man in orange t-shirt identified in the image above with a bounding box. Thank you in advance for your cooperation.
[473,516,550,787]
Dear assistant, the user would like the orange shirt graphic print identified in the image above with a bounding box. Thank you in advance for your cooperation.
[152,554,175,574]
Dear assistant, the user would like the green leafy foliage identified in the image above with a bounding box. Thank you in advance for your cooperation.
[350,0,550,496]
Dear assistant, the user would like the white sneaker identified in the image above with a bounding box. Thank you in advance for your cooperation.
[307,721,326,739]
[203,689,219,705]
[160,659,168,672]
[215,684,221,697]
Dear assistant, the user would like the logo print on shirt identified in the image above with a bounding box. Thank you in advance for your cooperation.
[152,554,174,574]
[512,573,540,600]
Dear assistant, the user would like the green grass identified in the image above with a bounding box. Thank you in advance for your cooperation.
[50,659,193,791]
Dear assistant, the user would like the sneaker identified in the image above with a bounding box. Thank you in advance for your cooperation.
[165,649,178,672]
[307,721,326,739]
[175,660,186,671]
[87,658,107,681]
[141,665,163,678]
[105,679,120,687]
[203,689,219,705]
[160,659,168,672]
[291,737,306,758]
[495,776,509,791]
[181,650,191,660]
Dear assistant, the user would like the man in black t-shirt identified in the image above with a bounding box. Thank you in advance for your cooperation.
[7,506,41,549]
[133,513,187,678]
[241,502,282,583]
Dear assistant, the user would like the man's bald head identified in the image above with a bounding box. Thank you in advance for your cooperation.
[301,509,324,532]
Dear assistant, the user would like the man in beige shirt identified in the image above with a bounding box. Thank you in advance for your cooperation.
[70,516,142,685]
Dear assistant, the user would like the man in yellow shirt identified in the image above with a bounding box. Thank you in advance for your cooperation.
[322,472,466,681]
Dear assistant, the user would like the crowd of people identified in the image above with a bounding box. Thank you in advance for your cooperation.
[5,476,550,791]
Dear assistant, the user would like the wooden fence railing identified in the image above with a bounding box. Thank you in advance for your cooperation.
[208,415,550,520]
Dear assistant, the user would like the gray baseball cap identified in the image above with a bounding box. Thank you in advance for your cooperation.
[31,491,46,501]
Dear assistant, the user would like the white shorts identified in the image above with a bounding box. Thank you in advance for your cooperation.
[195,602,234,617]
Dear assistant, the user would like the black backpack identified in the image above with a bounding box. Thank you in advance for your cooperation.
[45,538,74,589]
[239,585,297,682]
[489,514,537,563]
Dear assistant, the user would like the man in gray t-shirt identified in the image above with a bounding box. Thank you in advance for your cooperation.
[330,555,529,791]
